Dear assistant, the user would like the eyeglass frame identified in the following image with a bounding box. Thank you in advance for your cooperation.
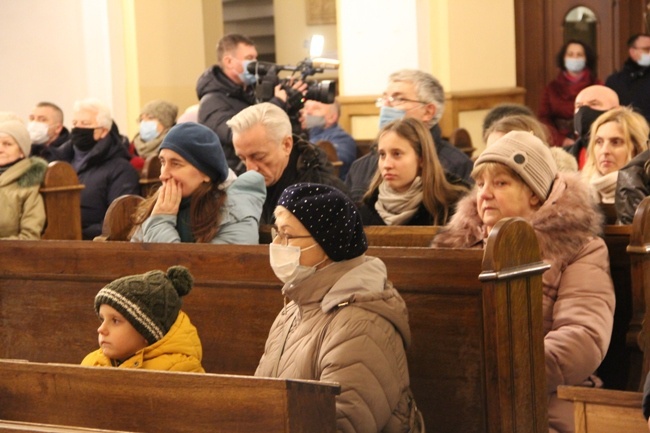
[632,45,650,54]
[271,225,312,246]
[375,95,428,108]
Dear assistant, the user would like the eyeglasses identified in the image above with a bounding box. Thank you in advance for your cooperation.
[375,95,427,108]
[271,225,312,246]
[633,46,650,53]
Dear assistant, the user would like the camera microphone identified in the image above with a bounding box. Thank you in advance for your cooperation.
[310,58,340,70]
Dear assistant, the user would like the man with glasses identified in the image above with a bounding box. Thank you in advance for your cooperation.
[345,69,473,204]
[606,33,650,125]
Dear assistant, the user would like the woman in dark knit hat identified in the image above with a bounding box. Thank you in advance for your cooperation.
[81,265,204,372]
[431,130,614,433]
[130,122,265,244]
[255,183,424,433]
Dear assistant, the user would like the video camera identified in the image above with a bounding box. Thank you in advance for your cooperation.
[246,57,339,113]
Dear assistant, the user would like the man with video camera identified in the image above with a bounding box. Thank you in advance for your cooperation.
[196,34,305,175]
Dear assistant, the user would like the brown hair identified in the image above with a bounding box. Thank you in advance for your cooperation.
[363,117,468,224]
[132,182,227,243]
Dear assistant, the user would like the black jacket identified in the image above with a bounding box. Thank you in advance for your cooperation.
[45,123,140,239]
[30,127,70,157]
[615,149,650,224]
[196,65,286,174]
[261,135,348,225]
[606,58,650,125]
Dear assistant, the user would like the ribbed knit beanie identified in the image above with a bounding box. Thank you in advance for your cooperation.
[94,266,194,344]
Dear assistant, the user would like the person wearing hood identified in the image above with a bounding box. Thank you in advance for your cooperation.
[431,131,615,433]
[196,33,305,175]
[255,183,423,433]
[81,265,204,373]
[44,98,140,240]
[568,85,620,169]
[0,114,47,239]
[606,34,650,126]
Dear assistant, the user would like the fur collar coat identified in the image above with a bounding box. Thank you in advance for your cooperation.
[432,172,615,433]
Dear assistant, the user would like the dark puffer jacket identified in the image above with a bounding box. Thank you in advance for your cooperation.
[615,149,650,224]
[196,65,286,174]
[45,124,140,239]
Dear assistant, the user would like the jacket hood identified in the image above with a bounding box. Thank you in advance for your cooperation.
[284,256,412,347]
[433,172,603,264]
[0,156,48,188]
[196,65,246,100]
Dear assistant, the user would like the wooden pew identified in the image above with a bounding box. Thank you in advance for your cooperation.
[557,386,646,433]
[0,218,548,433]
[40,160,84,240]
[0,359,338,433]
[94,194,144,242]
[139,154,161,198]
[0,420,131,433]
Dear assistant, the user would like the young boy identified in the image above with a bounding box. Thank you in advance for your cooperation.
[81,265,204,372]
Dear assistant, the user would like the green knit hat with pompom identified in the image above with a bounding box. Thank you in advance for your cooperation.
[94,266,194,344]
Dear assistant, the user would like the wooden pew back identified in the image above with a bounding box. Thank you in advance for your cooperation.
[0,218,548,433]
[0,360,338,433]
[40,161,84,240]
[139,155,161,198]
[95,194,144,241]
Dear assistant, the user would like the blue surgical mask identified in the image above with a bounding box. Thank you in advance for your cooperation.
[564,58,586,73]
[378,106,406,129]
[305,114,326,130]
[239,60,258,86]
[638,53,650,68]
[139,120,159,142]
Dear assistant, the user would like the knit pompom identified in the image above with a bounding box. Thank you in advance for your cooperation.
[167,266,193,297]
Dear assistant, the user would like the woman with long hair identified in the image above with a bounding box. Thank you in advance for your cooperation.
[581,106,648,203]
[130,122,265,244]
[359,117,468,226]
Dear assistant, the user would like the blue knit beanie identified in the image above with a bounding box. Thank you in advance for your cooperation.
[160,122,228,183]
[277,183,368,262]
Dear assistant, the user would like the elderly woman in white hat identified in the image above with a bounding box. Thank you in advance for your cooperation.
[0,113,48,239]
[432,130,615,433]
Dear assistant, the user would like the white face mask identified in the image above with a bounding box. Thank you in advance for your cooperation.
[27,121,50,144]
[269,242,325,284]
[638,53,650,68]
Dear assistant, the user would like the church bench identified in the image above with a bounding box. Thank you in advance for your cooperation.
[0,360,338,433]
[0,218,548,433]
[40,160,84,240]
[557,385,646,433]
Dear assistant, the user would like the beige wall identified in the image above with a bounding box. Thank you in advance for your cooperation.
[122,0,220,137]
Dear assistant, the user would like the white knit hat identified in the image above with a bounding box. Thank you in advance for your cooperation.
[0,118,31,157]
[475,130,558,201]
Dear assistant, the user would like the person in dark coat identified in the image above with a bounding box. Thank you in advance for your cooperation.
[44,98,139,239]
[606,34,650,126]
[227,102,347,225]
[358,118,468,226]
[196,33,303,174]
[539,40,601,147]
[345,69,473,205]
[615,149,650,224]
[28,101,70,157]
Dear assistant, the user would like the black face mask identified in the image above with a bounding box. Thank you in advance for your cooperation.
[70,127,98,152]
[574,106,606,140]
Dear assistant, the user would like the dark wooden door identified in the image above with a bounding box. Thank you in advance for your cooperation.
[515,0,647,115]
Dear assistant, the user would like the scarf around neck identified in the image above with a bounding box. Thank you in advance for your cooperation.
[375,176,423,225]
[589,171,618,204]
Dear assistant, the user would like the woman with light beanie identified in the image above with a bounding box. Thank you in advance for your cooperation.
[130,122,265,244]
[255,183,424,433]
[81,265,204,372]
[129,100,178,171]
[431,130,615,433]
[0,113,48,239]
